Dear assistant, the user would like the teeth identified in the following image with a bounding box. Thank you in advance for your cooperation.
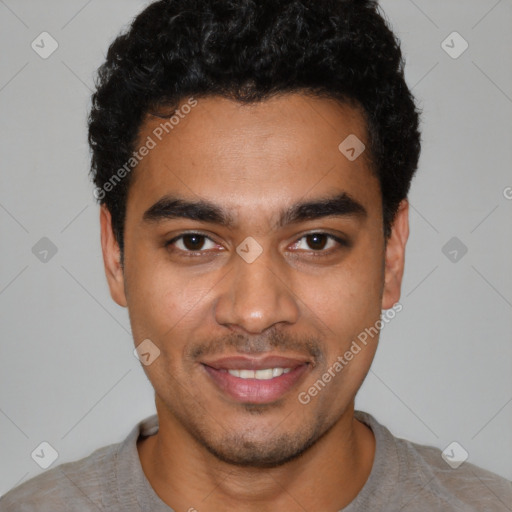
[227,367,292,380]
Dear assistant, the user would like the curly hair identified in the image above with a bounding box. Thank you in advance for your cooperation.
[88,0,421,256]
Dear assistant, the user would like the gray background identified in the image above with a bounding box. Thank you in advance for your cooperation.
[1,0,511,496]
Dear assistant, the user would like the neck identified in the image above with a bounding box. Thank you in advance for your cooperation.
[137,400,376,511]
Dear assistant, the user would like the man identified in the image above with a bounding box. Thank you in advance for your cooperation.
[2,0,511,510]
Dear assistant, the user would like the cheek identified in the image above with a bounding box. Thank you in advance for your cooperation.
[123,248,179,339]
[124,248,218,344]
[297,247,384,342]
[298,253,384,407]
[124,225,385,348]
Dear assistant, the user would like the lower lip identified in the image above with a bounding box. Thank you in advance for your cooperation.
[202,364,310,404]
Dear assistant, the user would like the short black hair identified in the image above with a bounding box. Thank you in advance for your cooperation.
[88,0,421,257]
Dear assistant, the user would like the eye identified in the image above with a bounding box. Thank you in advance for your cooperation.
[165,231,349,257]
[166,233,218,254]
[290,233,347,253]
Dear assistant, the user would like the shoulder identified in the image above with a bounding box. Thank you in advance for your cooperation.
[0,442,118,512]
[356,410,512,511]
[403,439,512,510]
[0,415,158,512]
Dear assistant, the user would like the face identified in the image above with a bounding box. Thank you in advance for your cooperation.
[101,93,408,468]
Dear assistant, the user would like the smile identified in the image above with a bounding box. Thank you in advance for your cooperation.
[202,362,310,404]
[224,368,292,379]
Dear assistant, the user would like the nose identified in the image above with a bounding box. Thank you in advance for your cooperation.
[214,246,300,334]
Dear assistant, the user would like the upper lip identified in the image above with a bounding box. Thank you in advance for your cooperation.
[201,355,311,371]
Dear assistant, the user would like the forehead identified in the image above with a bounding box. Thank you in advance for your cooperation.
[127,93,380,224]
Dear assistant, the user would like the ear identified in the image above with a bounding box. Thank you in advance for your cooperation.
[100,204,127,307]
[381,199,409,310]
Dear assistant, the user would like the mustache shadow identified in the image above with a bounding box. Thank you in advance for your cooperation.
[187,328,324,365]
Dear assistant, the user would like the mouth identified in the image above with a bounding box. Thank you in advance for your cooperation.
[200,355,312,404]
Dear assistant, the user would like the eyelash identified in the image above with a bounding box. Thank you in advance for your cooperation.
[165,232,349,257]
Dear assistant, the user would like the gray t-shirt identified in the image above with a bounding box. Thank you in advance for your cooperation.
[1,410,511,511]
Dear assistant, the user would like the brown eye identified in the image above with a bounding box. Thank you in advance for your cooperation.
[181,234,206,251]
[305,233,329,250]
[291,233,347,253]
[166,233,217,253]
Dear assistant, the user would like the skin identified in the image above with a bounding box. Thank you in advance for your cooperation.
[100,92,409,511]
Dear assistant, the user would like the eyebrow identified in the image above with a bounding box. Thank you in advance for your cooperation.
[142,192,367,229]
